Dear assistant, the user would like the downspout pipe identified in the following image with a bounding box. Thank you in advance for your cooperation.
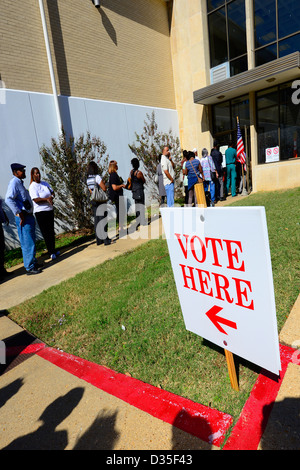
[38,0,62,134]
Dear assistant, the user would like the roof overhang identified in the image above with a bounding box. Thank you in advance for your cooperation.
[194,52,300,105]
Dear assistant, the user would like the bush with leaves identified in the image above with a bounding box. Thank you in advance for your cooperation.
[128,111,182,201]
[40,130,109,231]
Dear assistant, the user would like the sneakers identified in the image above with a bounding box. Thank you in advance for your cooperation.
[50,251,60,261]
[26,268,42,275]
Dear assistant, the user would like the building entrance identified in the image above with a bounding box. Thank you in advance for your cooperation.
[213,127,252,194]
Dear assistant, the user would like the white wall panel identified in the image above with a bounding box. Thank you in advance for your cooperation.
[1,89,179,248]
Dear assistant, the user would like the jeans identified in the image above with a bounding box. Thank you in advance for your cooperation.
[204,180,216,202]
[215,175,224,199]
[15,214,37,271]
[165,183,174,207]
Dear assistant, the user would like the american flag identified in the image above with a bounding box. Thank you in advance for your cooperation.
[237,121,246,165]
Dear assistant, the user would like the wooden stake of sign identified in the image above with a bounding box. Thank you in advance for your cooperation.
[194,181,239,392]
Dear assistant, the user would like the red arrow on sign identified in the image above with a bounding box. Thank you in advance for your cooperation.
[205,305,237,335]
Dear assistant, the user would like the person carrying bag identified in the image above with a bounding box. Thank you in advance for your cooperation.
[87,161,111,246]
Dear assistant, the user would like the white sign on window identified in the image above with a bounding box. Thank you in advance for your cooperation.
[160,207,281,375]
[265,146,280,163]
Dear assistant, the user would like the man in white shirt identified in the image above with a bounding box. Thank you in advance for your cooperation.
[160,146,175,207]
[193,148,200,160]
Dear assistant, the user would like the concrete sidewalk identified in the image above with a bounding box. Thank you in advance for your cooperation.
[0,209,299,450]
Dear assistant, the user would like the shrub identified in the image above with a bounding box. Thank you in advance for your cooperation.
[40,130,109,230]
[129,111,182,201]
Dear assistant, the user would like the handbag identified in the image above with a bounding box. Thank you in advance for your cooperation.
[132,186,144,201]
[126,176,132,190]
[190,159,203,184]
[90,183,108,203]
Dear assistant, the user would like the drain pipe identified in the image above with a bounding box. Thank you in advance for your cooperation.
[38,0,62,134]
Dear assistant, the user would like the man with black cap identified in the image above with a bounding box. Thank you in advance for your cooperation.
[5,163,41,275]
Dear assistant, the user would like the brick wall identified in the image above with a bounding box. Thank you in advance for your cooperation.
[0,0,52,94]
[0,0,176,109]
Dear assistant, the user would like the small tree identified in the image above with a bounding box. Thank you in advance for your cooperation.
[40,129,109,231]
[128,111,182,201]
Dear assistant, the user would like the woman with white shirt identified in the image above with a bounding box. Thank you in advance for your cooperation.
[87,161,111,246]
[29,167,59,260]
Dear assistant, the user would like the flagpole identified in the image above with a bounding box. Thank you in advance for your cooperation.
[245,125,250,195]
[237,117,245,191]
[237,116,248,196]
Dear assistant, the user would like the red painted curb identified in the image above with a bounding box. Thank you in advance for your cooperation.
[36,346,233,447]
[223,344,297,450]
[11,341,296,449]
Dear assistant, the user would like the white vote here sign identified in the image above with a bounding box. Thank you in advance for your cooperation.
[160,207,281,375]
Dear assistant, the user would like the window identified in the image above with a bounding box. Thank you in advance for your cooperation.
[279,33,300,58]
[254,0,276,48]
[207,0,225,13]
[212,95,250,134]
[278,0,300,39]
[254,0,300,66]
[207,0,247,75]
[256,81,300,163]
[208,7,228,68]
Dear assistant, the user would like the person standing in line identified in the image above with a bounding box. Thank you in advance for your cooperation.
[225,142,237,197]
[211,141,225,201]
[183,151,204,206]
[29,167,60,260]
[193,148,200,160]
[0,197,10,281]
[155,155,166,206]
[200,148,218,206]
[181,150,189,205]
[108,160,126,236]
[5,163,41,275]
[87,161,111,246]
[129,158,146,230]
[160,146,175,207]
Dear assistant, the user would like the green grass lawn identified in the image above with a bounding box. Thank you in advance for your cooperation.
[7,187,300,426]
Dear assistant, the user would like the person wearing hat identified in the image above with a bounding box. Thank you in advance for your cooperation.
[5,163,41,275]
[192,148,200,160]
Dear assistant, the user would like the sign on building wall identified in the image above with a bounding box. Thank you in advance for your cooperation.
[265,146,280,163]
[160,207,281,375]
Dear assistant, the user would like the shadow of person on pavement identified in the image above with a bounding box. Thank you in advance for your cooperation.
[172,409,213,450]
[0,378,24,408]
[73,409,120,450]
[2,387,84,450]
[259,397,300,450]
